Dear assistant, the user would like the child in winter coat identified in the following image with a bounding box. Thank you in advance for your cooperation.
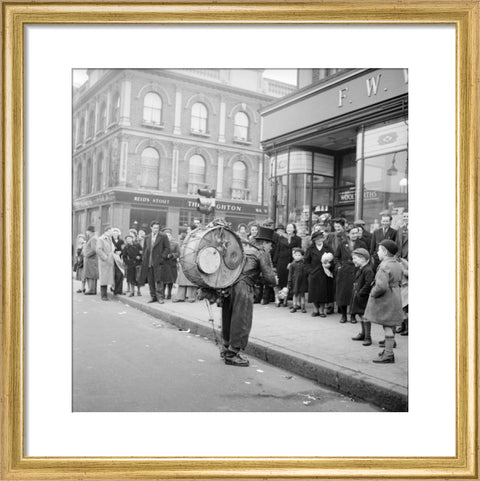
[350,248,375,346]
[364,240,404,363]
[287,248,308,313]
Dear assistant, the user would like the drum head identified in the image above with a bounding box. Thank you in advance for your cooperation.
[224,240,243,270]
[197,246,221,274]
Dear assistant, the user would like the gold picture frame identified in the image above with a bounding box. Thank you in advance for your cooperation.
[1,1,478,479]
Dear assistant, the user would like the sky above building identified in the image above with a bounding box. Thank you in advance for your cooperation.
[72,69,297,88]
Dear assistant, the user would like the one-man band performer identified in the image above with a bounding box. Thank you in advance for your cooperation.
[219,226,278,367]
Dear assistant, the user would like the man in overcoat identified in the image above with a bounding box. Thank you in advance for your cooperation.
[370,214,397,269]
[141,221,171,304]
[83,225,98,295]
[96,225,115,300]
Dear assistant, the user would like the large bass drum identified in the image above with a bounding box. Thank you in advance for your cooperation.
[179,225,244,289]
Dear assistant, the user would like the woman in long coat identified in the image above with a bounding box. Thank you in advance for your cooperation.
[74,235,86,293]
[122,234,142,297]
[334,226,368,323]
[173,226,198,302]
[273,223,302,306]
[96,227,115,300]
[163,228,180,299]
[304,230,334,317]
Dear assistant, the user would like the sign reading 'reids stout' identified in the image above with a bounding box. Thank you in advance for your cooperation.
[73,190,268,216]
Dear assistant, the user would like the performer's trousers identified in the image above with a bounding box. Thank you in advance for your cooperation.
[221,280,253,351]
[147,266,164,300]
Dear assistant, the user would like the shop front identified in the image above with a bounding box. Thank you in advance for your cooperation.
[73,190,268,240]
[261,68,408,235]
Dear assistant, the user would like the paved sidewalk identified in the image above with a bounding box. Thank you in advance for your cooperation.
[95,286,407,412]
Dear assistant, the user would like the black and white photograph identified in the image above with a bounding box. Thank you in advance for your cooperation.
[72,68,408,413]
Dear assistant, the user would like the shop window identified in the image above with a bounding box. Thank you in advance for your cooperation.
[336,151,356,187]
[111,92,120,124]
[98,102,107,132]
[143,92,162,125]
[234,112,249,141]
[76,162,82,197]
[140,147,160,189]
[363,150,408,228]
[87,109,95,139]
[231,161,249,200]
[96,153,103,192]
[85,158,93,194]
[188,154,206,194]
[191,102,208,134]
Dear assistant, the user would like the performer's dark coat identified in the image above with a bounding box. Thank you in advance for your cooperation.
[334,239,368,306]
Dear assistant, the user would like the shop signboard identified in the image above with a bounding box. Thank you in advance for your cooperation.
[113,190,268,215]
[335,186,379,205]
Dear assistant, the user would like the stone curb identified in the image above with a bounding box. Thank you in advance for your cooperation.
[115,295,407,412]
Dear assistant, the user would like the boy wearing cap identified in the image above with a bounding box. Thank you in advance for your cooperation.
[350,248,375,346]
[364,239,404,363]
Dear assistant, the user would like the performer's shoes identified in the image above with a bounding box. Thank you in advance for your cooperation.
[224,352,250,367]
[148,298,157,303]
[128,292,134,297]
[311,312,320,317]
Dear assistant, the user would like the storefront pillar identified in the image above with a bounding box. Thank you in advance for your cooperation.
[355,125,365,221]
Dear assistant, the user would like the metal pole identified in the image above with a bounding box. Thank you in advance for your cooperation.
[272,148,278,225]
[354,125,365,221]
[309,151,314,232]
[286,147,291,224]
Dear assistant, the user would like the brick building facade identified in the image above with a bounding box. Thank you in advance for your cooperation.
[73,69,295,238]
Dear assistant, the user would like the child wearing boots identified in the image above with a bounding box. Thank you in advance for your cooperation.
[350,248,375,346]
[364,240,404,363]
[287,248,308,313]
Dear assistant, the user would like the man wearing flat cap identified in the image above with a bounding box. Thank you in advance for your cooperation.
[354,219,372,249]
[364,239,403,363]
[220,226,278,367]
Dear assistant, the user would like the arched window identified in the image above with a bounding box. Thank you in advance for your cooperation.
[96,153,103,191]
[98,102,107,131]
[140,147,160,189]
[189,154,206,184]
[143,92,162,124]
[85,157,93,194]
[232,161,247,189]
[234,112,249,141]
[111,92,120,123]
[232,161,248,200]
[87,109,95,139]
[191,102,208,134]
[76,162,82,197]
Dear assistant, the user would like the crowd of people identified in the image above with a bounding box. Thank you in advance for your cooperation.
[73,209,408,365]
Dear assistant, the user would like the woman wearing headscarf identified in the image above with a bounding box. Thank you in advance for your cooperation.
[273,223,302,307]
[304,230,334,317]
[334,226,368,323]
